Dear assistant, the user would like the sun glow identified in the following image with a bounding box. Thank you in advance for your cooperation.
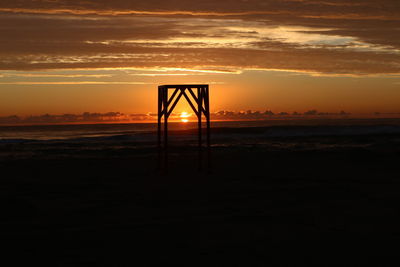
[180,111,190,123]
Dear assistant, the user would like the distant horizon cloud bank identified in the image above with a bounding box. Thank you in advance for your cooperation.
[1,110,400,126]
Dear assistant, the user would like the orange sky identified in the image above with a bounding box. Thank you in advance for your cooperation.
[0,0,399,117]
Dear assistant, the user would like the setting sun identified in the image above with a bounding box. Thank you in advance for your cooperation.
[180,112,190,123]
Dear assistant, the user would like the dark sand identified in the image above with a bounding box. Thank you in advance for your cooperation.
[1,124,400,266]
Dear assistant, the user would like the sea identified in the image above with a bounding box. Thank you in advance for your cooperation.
[1,118,400,161]
[1,119,400,142]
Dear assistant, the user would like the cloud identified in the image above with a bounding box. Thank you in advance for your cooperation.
[0,81,152,85]
[0,1,399,75]
[0,109,355,125]
[1,74,113,78]
[0,0,398,18]
[0,112,133,125]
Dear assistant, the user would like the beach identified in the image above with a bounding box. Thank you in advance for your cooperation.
[1,119,400,265]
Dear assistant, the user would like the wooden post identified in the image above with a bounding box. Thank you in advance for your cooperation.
[163,87,168,172]
[157,86,162,170]
[198,87,202,171]
[205,85,211,171]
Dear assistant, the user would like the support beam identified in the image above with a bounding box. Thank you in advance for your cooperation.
[182,89,199,117]
[167,88,179,107]
[167,91,184,118]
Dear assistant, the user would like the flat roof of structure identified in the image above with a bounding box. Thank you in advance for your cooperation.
[158,84,208,88]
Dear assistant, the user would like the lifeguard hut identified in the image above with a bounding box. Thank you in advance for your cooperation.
[157,84,211,171]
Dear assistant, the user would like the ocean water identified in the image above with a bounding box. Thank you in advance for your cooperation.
[1,119,400,142]
[1,119,400,161]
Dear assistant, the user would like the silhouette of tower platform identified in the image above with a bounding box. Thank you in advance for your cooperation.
[157,84,211,172]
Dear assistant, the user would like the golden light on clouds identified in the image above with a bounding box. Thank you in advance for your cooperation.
[0,0,399,117]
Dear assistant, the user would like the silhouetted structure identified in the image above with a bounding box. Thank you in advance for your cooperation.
[158,84,211,172]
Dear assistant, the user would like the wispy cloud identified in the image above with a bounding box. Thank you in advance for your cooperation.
[0,81,152,85]
[0,8,294,17]
[1,74,113,78]
[0,1,399,76]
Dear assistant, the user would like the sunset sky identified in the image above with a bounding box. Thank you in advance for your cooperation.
[0,0,399,117]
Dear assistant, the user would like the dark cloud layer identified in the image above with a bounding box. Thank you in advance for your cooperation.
[1,0,398,16]
[0,0,399,75]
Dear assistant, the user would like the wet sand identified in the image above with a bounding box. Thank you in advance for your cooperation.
[1,126,400,265]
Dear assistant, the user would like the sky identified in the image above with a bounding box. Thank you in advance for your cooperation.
[0,0,399,117]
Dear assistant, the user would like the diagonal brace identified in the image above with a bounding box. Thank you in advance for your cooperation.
[182,89,199,117]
